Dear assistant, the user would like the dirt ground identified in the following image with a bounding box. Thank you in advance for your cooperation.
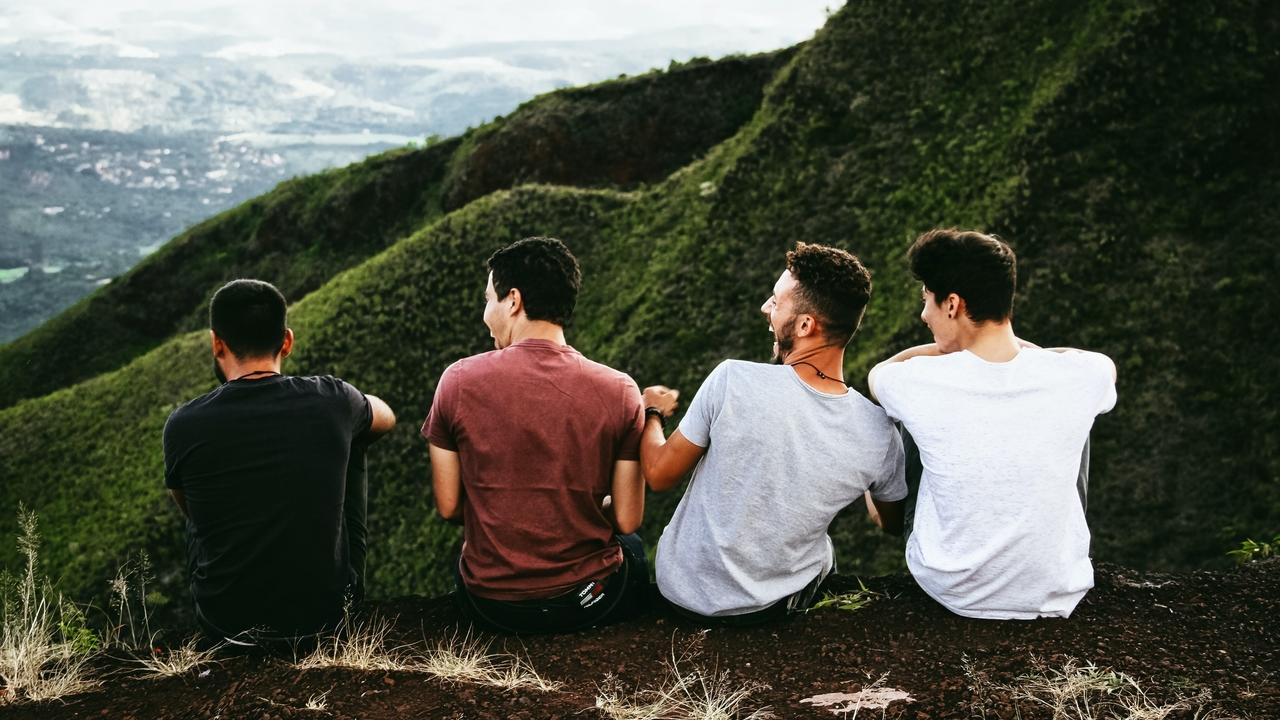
[2,562,1275,719]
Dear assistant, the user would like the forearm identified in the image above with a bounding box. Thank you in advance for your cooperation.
[869,344,940,401]
[881,343,941,365]
[640,415,670,487]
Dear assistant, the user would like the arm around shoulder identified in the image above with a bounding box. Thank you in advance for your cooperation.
[868,343,939,403]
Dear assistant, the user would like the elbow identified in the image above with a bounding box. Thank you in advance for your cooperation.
[615,516,641,535]
[644,472,677,493]
[435,502,461,523]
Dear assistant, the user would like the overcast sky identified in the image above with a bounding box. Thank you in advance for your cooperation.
[1,1,837,57]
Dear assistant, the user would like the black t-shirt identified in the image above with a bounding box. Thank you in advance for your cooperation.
[163,374,373,636]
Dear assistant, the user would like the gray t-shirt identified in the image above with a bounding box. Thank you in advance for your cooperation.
[655,360,907,617]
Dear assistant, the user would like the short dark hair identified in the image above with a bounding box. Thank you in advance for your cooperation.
[209,279,288,358]
[487,237,582,327]
[785,242,873,347]
[907,229,1016,323]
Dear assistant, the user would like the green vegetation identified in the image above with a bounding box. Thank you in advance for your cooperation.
[0,0,1277,628]
[1227,535,1279,564]
[808,579,881,613]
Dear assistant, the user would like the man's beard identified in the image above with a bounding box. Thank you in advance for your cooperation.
[213,358,228,384]
[771,315,798,364]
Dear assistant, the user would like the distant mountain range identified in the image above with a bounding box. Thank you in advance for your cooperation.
[0,29,805,342]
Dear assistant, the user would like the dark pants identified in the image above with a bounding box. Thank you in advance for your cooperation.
[900,426,1091,538]
[454,534,649,635]
[664,565,832,627]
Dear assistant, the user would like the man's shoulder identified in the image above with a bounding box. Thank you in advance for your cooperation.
[1024,348,1115,381]
[437,350,513,387]
[713,358,780,382]
[165,384,223,428]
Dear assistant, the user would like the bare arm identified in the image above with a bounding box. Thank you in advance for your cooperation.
[638,385,707,491]
[641,425,707,492]
[868,343,941,402]
[366,394,397,436]
[863,491,904,536]
[428,443,463,522]
[608,460,644,534]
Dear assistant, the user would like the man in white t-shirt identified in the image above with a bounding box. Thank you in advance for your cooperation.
[641,243,907,625]
[868,228,1116,620]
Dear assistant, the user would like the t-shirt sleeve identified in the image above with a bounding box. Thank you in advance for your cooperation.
[615,377,645,462]
[422,362,461,451]
[1072,351,1117,416]
[335,377,374,439]
[677,361,731,448]
[871,361,911,422]
[867,420,909,502]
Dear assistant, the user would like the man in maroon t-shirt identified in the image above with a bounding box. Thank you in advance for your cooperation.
[423,237,650,633]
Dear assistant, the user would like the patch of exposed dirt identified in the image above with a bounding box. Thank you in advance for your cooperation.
[2,562,1275,719]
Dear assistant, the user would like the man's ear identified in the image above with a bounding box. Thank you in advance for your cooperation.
[279,328,295,359]
[795,313,818,338]
[945,293,964,320]
[210,330,227,357]
[507,288,524,317]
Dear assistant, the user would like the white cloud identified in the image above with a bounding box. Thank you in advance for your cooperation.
[0,94,56,126]
[2,1,833,58]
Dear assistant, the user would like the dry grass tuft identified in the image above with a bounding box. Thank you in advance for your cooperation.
[594,641,769,720]
[295,614,414,672]
[304,689,330,711]
[418,630,563,692]
[130,638,220,679]
[294,621,562,693]
[966,655,1231,720]
[0,508,99,704]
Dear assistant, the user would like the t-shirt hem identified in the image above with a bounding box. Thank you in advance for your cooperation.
[870,488,909,502]
[910,574,1082,620]
[463,549,624,602]
[658,587,781,618]
[422,427,458,451]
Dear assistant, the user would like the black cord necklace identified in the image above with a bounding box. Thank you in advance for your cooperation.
[230,369,280,382]
[787,360,849,386]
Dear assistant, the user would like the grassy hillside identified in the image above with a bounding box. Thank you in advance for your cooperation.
[0,50,789,410]
[1,0,1276,621]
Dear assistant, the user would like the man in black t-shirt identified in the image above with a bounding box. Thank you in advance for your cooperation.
[163,279,395,641]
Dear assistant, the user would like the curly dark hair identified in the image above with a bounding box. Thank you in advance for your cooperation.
[209,279,288,358]
[785,242,873,347]
[908,228,1016,323]
[487,237,582,327]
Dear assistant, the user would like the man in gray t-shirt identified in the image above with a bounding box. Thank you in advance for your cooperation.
[640,243,907,623]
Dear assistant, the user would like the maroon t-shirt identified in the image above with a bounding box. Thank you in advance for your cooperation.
[423,339,644,601]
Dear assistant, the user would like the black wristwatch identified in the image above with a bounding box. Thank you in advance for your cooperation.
[644,407,668,428]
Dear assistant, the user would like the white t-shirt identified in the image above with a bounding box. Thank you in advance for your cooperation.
[873,348,1116,619]
[656,360,907,617]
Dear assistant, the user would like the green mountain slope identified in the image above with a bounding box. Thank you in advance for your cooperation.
[0,50,790,410]
[1,0,1276,618]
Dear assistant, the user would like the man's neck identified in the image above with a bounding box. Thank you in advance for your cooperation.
[960,321,1020,363]
[222,357,283,381]
[783,341,848,394]
[508,320,567,346]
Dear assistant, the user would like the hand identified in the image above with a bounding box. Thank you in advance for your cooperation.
[642,385,680,417]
